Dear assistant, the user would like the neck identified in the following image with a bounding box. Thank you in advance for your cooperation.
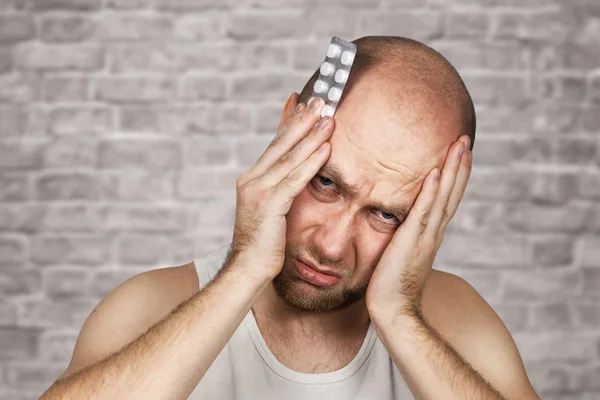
[252,282,372,340]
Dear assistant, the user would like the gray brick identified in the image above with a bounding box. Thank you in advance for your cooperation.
[239,44,291,70]
[0,299,18,325]
[205,105,252,135]
[32,0,101,10]
[438,233,531,268]
[0,141,44,171]
[529,302,575,331]
[89,270,137,298]
[445,11,490,39]
[502,270,582,302]
[98,139,181,171]
[580,365,600,391]
[0,46,12,73]
[488,303,529,333]
[445,201,508,233]
[0,72,39,103]
[246,0,309,7]
[43,138,97,168]
[36,172,100,201]
[227,13,306,40]
[308,8,359,39]
[43,269,90,298]
[116,234,168,264]
[185,136,231,166]
[109,43,240,72]
[234,136,271,168]
[119,105,160,132]
[559,76,588,102]
[173,14,224,40]
[178,169,240,199]
[94,76,176,103]
[42,75,89,102]
[531,237,574,267]
[166,234,230,266]
[154,0,235,10]
[467,169,531,201]
[360,11,443,41]
[450,270,503,301]
[39,15,95,43]
[37,331,77,363]
[39,204,103,232]
[582,268,600,300]
[0,173,29,201]
[0,328,38,361]
[100,206,186,232]
[530,172,577,206]
[106,0,151,7]
[231,74,292,101]
[565,43,600,70]
[507,204,590,234]
[574,303,600,329]
[435,41,526,71]
[48,106,111,135]
[576,172,600,200]
[4,363,66,395]
[15,43,104,71]
[94,14,173,41]
[591,74,600,103]
[513,332,596,363]
[20,297,96,330]
[555,138,596,165]
[179,75,227,101]
[0,15,34,44]
[0,106,25,137]
[31,235,110,266]
[525,361,577,394]
[99,170,175,201]
[0,205,44,233]
[293,44,323,71]
[462,75,528,107]
[255,104,282,135]
[0,270,41,295]
[580,236,600,269]
[184,197,235,228]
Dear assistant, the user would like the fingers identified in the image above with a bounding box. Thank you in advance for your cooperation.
[439,137,472,232]
[425,136,469,236]
[244,96,330,185]
[401,167,440,246]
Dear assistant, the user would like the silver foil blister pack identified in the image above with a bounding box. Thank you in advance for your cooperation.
[309,36,357,118]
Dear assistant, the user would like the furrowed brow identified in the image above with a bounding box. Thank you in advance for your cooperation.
[318,164,410,222]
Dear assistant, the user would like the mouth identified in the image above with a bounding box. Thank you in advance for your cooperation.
[295,258,341,288]
[298,257,340,278]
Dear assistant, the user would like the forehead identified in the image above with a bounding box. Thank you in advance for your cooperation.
[322,75,454,214]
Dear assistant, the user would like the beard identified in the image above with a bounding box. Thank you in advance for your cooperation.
[271,252,367,313]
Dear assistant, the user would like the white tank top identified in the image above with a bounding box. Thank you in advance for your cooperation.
[188,244,415,400]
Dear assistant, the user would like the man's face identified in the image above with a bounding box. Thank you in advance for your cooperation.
[272,73,460,313]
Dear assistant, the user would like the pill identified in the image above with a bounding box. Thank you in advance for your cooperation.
[340,50,355,66]
[327,44,341,59]
[313,79,328,94]
[328,86,342,102]
[321,104,335,118]
[320,61,335,76]
[334,69,348,84]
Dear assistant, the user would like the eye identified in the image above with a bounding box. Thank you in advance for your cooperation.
[313,175,400,226]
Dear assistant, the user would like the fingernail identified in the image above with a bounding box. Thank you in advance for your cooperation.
[315,117,330,130]
[464,136,471,150]
[294,103,305,115]
[308,97,321,112]
[434,168,440,181]
[459,143,465,157]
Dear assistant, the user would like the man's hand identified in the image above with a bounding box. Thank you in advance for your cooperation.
[365,134,472,322]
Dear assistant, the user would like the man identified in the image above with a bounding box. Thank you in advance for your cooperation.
[39,36,541,399]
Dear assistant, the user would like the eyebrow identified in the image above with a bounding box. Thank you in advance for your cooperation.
[318,164,410,222]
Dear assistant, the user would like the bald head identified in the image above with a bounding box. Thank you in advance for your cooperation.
[298,35,476,151]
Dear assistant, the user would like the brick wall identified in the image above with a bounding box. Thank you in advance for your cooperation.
[0,0,599,398]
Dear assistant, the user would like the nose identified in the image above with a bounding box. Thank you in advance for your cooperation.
[312,210,354,264]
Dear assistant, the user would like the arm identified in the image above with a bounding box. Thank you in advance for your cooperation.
[372,274,541,400]
[39,260,271,400]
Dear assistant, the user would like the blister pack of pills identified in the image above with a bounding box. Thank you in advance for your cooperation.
[309,36,357,118]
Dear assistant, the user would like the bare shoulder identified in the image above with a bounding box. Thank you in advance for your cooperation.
[420,270,539,399]
[58,261,200,380]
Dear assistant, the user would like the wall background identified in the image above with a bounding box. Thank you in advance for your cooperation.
[0,0,598,398]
